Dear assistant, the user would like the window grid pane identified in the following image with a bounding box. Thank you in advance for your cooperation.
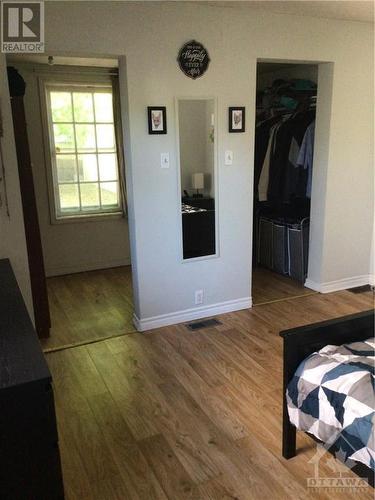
[98,153,118,182]
[49,86,121,217]
[70,91,83,211]
[73,92,94,122]
[59,183,80,210]
[92,93,103,209]
[75,124,97,153]
[80,182,100,209]
[48,121,114,126]
[100,182,119,207]
[77,154,98,182]
[94,93,113,122]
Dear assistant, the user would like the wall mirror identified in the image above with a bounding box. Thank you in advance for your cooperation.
[177,98,217,260]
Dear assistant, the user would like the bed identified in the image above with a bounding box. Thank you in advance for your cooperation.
[280,310,374,487]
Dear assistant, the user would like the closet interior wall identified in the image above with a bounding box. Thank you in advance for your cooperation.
[253,63,318,303]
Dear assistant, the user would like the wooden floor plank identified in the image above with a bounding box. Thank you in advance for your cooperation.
[58,428,95,500]
[147,332,250,441]
[43,265,325,350]
[157,378,278,498]
[46,288,374,499]
[138,434,198,499]
[88,393,168,500]
[87,341,161,440]
[42,266,135,350]
[252,267,317,305]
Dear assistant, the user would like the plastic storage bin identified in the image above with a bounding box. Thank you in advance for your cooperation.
[273,222,289,275]
[287,218,310,282]
[258,217,273,269]
[257,215,310,283]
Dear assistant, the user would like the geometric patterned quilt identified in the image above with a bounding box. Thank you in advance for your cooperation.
[287,338,375,470]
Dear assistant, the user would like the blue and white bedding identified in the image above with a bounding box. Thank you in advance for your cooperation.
[182,203,207,214]
[287,338,375,470]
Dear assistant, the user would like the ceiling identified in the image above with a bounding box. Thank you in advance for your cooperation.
[203,1,374,24]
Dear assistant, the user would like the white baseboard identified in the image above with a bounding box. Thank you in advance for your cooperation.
[133,296,252,332]
[305,275,372,294]
[46,258,131,277]
[369,274,375,287]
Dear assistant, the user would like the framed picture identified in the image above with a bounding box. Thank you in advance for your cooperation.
[229,107,245,133]
[148,106,167,134]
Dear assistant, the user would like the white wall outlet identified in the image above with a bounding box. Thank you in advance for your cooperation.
[160,152,170,168]
[195,289,204,305]
[225,150,233,165]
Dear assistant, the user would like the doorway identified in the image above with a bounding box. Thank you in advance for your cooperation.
[7,54,135,350]
[252,61,319,305]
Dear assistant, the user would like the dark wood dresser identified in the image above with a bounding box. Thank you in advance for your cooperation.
[181,197,215,258]
[0,259,64,499]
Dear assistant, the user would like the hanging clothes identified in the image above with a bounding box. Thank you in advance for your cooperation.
[258,123,278,201]
[267,116,296,202]
[281,109,315,202]
[254,107,315,205]
[297,120,315,198]
[253,116,280,201]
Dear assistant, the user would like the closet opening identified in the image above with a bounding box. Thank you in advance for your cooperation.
[252,61,318,305]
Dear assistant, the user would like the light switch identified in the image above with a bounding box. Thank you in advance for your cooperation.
[160,153,170,169]
[225,150,233,165]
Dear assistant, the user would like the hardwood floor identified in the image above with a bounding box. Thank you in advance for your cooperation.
[42,265,313,350]
[46,289,374,499]
[252,267,316,305]
[42,266,134,351]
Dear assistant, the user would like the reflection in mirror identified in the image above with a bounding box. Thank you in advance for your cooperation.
[178,99,216,259]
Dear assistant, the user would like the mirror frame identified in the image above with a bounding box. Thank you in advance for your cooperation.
[175,96,219,262]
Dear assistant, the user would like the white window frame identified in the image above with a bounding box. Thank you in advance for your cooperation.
[39,76,123,224]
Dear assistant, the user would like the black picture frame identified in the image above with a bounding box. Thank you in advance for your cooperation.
[177,40,210,80]
[229,107,245,133]
[148,106,167,134]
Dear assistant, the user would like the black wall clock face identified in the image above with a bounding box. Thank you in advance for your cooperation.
[177,40,210,80]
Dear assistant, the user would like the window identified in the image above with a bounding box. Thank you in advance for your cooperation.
[44,83,122,220]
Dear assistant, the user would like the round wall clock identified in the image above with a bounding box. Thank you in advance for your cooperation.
[177,40,210,80]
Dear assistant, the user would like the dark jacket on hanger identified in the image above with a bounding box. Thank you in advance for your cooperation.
[282,109,315,202]
[254,116,280,200]
[267,109,315,203]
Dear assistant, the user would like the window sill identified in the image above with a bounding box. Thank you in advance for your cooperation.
[51,211,125,225]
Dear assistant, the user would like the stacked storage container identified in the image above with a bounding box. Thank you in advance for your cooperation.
[257,216,310,283]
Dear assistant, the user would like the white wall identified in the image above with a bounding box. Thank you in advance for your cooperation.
[1,2,374,328]
[0,57,33,317]
[179,100,206,195]
[9,64,131,277]
[204,100,215,198]
[179,99,214,198]
[370,229,375,286]
[370,159,375,286]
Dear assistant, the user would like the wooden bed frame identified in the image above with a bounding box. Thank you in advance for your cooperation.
[280,309,374,487]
